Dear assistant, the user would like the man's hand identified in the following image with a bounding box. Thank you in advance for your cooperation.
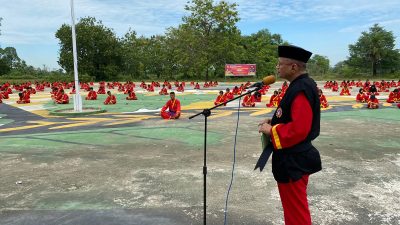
[258,122,272,136]
[258,118,272,126]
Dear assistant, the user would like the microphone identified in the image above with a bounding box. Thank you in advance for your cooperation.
[249,75,276,88]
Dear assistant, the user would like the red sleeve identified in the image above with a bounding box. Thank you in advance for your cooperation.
[62,94,69,101]
[176,100,181,112]
[270,92,313,150]
[104,96,110,103]
[162,100,170,112]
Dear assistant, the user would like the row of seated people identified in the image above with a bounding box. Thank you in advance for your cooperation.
[320,88,399,109]
[356,88,400,103]
[212,86,398,110]
[214,88,282,108]
[324,83,395,96]
[325,80,400,89]
[98,90,139,105]
[193,81,219,89]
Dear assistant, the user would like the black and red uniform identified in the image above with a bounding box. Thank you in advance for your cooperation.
[256,73,322,225]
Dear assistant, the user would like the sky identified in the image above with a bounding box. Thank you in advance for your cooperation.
[0,0,399,70]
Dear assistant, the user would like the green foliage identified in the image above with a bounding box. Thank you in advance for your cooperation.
[240,29,283,77]
[181,0,241,80]
[308,54,330,76]
[3,6,400,82]
[55,17,123,81]
[348,24,400,76]
[0,47,22,75]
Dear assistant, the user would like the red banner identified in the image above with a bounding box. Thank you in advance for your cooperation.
[225,64,256,77]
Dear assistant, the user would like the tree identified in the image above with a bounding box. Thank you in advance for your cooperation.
[55,17,123,80]
[240,29,284,77]
[308,54,330,76]
[348,24,400,76]
[120,30,142,78]
[182,0,240,80]
[0,47,21,75]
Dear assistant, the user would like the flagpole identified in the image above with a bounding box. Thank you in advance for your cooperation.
[70,0,82,112]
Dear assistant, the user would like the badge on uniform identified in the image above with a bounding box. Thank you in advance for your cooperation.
[276,107,282,118]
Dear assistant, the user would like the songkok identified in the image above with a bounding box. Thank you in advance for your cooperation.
[278,45,312,63]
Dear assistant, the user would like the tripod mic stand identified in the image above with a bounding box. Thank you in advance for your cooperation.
[189,86,261,225]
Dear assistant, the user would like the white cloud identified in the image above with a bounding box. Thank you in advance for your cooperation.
[0,0,399,68]
[339,19,400,33]
[230,0,400,23]
[0,0,189,45]
[1,0,399,45]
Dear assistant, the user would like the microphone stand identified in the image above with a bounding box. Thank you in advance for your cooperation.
[189,86,262,225]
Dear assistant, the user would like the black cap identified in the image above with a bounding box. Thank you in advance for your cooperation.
[278,45,312,63]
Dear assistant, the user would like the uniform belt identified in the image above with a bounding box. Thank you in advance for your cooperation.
[254,141,312,172]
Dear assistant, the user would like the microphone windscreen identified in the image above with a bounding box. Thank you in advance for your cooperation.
[262,75,276,85]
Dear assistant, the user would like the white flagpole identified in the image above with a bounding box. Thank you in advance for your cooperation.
[70,0,82,112]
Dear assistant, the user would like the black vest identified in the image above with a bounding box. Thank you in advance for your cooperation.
[271,74,322,183]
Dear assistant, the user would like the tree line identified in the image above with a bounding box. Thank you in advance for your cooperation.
[1,0,399,81]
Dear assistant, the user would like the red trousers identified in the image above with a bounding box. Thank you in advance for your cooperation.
[278,175,311,225]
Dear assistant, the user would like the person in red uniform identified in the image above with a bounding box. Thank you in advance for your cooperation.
[97,83,106,94]
[126,90,138,100]
[161,92,181,119]
[356,88,369,103]
[386,88,399,103]
[367,95,379,109]
[214,91,226,105]
[85,87,97,100]
[266,90,281,107]
[242,92,255,107]
[319,89,329,108]
[147,84,155,92]
[253,91,262,102]
[331,81,339,92]
[55,90,69,104]
[259,84,269,95]
[256,45,321,225]
[176,84,184,92]
[104,91,117,105]
[232,86,240,95]
[281,81,288,93]
[340,85,351,96]
[70,86,76,94]
[1,90,9,99]
[17,92,31,104]
[159,85,168,95]
[0,94,2,103]
[223,88,234,101]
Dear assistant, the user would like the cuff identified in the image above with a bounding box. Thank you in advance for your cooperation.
[270,124,282,150]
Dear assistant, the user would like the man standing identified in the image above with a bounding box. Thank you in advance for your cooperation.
[256,45,322,225]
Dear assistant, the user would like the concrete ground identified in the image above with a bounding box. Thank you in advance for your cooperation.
[0,82,399,225]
